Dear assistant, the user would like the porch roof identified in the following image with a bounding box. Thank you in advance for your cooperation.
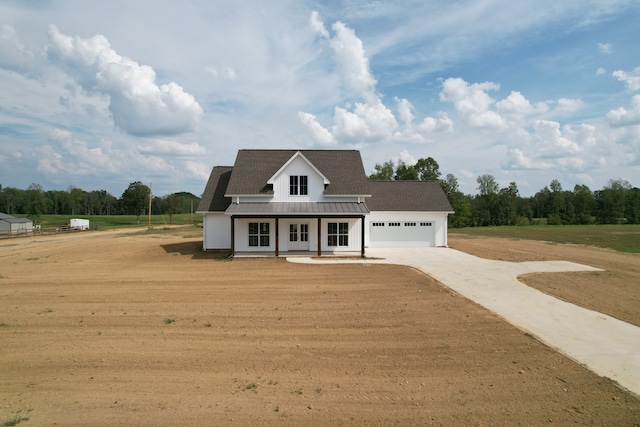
[225,202,369,216]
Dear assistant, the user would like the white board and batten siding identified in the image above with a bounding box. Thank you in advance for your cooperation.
[203,213,231,250]
[366,212,448,248]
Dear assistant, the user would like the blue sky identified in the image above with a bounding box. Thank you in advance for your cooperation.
[0,0,638,198]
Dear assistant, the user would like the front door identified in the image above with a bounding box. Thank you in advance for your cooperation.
[288,223,309,251]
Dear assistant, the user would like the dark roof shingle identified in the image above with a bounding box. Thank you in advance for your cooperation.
[196,166,233,212]
[225,150,370,196]
[366,181,454,212]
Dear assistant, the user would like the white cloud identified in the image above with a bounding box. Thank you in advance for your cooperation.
[606,94,640,127]
[329,20,377,101]
[399,149,416,165]
[496,91,549,123]
[297,111,336,145]
[395,97,414,126]
[440,78,507,130]
[596,67,606,75]
[206,65,238,80]
[555,98,585,114]
[597,42,612,54]
[298,16,457,146]
[310,11,329,39]
[0,24,42,76]
[333,99,398,139]
[612,66,640,91]
[138,139,207,156]
[417,114,454,133]
[46,25,203,137]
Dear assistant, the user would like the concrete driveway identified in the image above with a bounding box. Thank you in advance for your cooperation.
[288,247,640,397]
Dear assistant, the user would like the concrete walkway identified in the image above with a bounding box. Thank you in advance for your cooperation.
[287,247,640,397]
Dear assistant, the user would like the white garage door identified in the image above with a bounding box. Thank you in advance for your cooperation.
[370,221,435,247]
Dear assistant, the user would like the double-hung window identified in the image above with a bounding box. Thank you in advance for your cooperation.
[289,175,308,195]
[248,222,270,247]
[327,222,348,247]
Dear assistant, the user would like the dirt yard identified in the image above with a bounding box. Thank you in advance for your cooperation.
[1,227,639,426]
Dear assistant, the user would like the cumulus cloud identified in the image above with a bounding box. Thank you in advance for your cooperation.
[299,13,452,145]
[310,11,329,39]
[496,91,549,122]
[297,112,336,145]
[329,21,378,102]
[505,121,600,173]
[0,24,42,76]
[612,66,640,91]
[40,128,121,176]
[46,25,203,137]
[555,98,585,114]
[607,94,640,127]
[440,78,507,130]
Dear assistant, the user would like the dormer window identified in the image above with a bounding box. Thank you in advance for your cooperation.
[289,175,308,195]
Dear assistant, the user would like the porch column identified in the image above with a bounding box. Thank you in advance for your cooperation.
[360,215,365,258]
[275,217,279,257]
[317,217,321,256]
[230,215,235,257]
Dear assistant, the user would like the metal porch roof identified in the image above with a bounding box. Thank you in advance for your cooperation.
[225,202,369,215]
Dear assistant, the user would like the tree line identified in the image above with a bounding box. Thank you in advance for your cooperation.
[369,158,640,227]
[0,182,200,223]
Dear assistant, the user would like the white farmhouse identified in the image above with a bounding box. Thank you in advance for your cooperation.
[197,150,453,256]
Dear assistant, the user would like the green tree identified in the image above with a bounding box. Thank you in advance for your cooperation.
[369,160,395,180]
[120,181,150,222]
[25,183,47,220]
[572,184,595,224]
[68,186,84,216]
[476,174,499,196]
[440,173,471,227]
[394,161,418,180]
[414,157,441,181]
[165,194,182,223]
[474,174,500,226]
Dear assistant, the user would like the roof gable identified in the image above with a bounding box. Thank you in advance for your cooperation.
[367,181,454,212]
[224,150,369,196]
[267,151,330,185]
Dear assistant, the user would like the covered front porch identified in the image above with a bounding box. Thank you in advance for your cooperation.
[226,202,369,257]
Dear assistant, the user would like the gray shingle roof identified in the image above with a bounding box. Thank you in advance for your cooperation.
[196,166,233,212]
[226,202,369,215]
[366,181,454,212]
[225,150,370,196]
[0,213,32,223]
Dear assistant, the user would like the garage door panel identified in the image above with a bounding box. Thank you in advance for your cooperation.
[370,222,434,246]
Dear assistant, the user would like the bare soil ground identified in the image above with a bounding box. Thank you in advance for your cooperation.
[1,227,639,426]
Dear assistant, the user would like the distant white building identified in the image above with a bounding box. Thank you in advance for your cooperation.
[70,218,90,230]
[0,213,33,235]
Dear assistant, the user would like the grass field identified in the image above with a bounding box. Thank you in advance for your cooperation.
[16,213,201,231]
[452,224,640,253]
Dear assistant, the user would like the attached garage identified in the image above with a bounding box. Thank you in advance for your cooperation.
[365,181,453,248]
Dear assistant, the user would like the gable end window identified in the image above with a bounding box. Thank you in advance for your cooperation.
[328,222,348,247]
[289,175,308,195]
[249,222,270,247]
